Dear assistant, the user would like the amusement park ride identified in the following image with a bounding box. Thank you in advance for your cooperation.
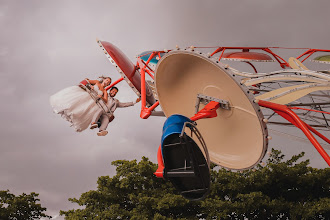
[96,39,330,200]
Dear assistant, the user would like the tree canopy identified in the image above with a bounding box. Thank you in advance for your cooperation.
[0,190,51,220]
[60,149,330,219]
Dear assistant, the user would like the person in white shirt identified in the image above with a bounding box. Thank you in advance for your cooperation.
[90,86,140,136]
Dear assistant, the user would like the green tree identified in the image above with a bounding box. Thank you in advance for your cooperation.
[0,190,51,219]
[60,149,330,219]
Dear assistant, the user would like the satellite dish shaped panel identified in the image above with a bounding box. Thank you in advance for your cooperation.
[155,50,268,170]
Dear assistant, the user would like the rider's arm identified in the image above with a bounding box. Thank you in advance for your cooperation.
[101,90,108,103]
[116,98,140,108]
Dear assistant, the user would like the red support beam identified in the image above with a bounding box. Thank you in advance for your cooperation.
[138,58,159,119]
[140,101,159,119]
[210,46,290,69]
[145,68,154,79]
[190,101,220,121]
[296,49,330,62]
[304,123,330,145]
[105,77,124,91]
[154,145,165,178]
[262,48,289,68]
[210,47,224,57]
[257,100,330,166]
[140,67,147,116]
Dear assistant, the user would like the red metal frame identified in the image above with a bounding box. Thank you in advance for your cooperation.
[105,77,124,91]
[136,51,167,119]
[257,100,330,166]
[103,45,330,120]
[296,49,330,62]
[289,106,330,115]
[190,101,221,121]
[99,41,330,167]
[245,61,258,73]
[154,145,165,178]
[209,47,290,69]
[99,43,330,171]
[205,47,330,70]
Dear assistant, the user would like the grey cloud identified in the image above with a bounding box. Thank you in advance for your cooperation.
[1,0,330,218]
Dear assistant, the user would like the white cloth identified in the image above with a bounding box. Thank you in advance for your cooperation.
[50,85,105,132]
[93,84,103,96]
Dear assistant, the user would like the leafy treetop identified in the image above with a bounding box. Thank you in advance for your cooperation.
[0,190,51,220]
[60,149,330,220]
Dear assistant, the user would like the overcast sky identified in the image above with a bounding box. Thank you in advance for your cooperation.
[1,0,330,219]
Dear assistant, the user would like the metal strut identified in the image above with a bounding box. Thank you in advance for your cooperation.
[195,94,230,114]
[257,99,330,166]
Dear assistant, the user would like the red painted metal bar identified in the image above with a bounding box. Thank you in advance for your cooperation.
[138,58,160,119]
[145,51,157,64]
[137,50,167,59]
[145,68,154,79]
[257,100,330,166]
[289,106,330,115]
[296,49,315,60]
[140,101,160,119]
[218,48,226,61]
[148,101,159,112]
[209,47,330,65]
[301,51,315,63]
[262,48,289,68]
[297,49,330,62]
[210,47,290,69]
[157,52,162,60]
[154,145,165,178]
[210,47,224,57]
[244,61,258,73]
[140,66,147,118]
[140,59,155,74]
[190,101,220,121]
[105,77,124,90]
[304,123,330,145]
[214,46,270,50]
[135,61,140,71]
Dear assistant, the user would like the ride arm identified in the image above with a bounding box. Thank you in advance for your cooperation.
[257,99,330,166]
[191,101,221,121]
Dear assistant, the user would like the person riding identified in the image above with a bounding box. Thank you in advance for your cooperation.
[90,86,141,136]
[50,76,112,132]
